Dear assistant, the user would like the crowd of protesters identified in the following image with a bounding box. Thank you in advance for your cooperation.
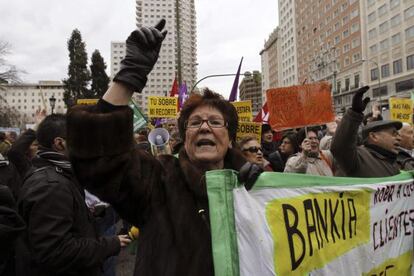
[1,19,413,276]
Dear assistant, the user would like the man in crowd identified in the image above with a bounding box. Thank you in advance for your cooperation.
[16,114,129,276]
[331,86,402,177]
[284,127,334,176]
[397,122,414,170]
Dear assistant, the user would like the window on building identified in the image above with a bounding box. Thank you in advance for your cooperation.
[337,80,341,93]
[353,53,361,62]
[406,26,414,39]
[405,6,414,20]
[390,0,400,9]
[396,79,414,92]
[393,59,403,74]
[381,64,390,78]
[335,35,340,44]
[351,23,360,33]
[343,29,349,38]
[408,55,414,70]
[368,28,377,39]
[368,12,376,23]
[378,4,387,16]
[379,21,389,33]
[343,43,350,52]
[390,14,401,27]
[371,68,379,80]
[351,9,359,19]
[373,86,388,97]
[370,44,378,53]
[392,33,401,45]
[367,0,375,6]
[380,39,389,50]
[354,74,360,88]
[352,38,360,48]
[344,78,350,91]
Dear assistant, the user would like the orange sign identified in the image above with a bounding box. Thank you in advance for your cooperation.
[266,82,334,130]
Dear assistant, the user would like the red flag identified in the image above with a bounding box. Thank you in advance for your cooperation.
[253,102,269,123]
[169,77,179,97]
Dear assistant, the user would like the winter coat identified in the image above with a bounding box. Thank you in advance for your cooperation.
[0,185,25,276]
[331,109,400,177]
[396,148,414,171]
[284,150,334,176]
[67,102,248,276]
[0,153,22,200]
[16,156,120,276]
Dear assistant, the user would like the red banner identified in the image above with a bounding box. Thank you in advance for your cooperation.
[266,82,334,130]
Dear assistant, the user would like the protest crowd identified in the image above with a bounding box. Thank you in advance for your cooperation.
[0,19,413,276]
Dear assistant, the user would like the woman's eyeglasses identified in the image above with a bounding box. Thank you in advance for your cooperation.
[185,118,227,129]
[242,146,262,153]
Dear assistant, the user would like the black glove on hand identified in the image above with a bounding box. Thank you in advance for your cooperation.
[351,85,370,113]
[238,162,263,191]
[113,19,168,92]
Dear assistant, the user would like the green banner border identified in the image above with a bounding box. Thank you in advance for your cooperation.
[206,169,240,276]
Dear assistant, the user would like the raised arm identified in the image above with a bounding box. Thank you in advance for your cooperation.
[67,20,167,227]
[331,86,369,174]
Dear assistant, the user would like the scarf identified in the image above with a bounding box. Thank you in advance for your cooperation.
[36,146,72,171]
[365,143,397,161]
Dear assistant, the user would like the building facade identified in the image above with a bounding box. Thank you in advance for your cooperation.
[260,27,280,104]
[111,0,197,114]
[363,0,414,109]
[239,71,263,114]
[278,0,299,86]
[0,81,66,124]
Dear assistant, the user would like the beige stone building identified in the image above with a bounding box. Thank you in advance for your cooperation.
[0,81,66,124]
[239,71,262,114]
[363,0,414,109]
[260,27,280,104]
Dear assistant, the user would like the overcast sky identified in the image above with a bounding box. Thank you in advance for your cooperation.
[0,0,278,98]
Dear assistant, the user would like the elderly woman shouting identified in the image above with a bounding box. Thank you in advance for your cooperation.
[66,20,251,276]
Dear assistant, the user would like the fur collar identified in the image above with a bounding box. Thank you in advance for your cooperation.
[178,147,247,200]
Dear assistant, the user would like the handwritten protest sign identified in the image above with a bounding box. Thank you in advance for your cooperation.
[148,96,178,118]
[206,170,414,276]
[76,99,98,105]
[231,101,253,122]
[236,122,262,143]
[389,97,412,124]
[266,82,334,130]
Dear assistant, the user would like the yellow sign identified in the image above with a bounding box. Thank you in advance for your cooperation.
[231,101,253,122]
[266,190,371,276]
[76,99,99,105]
[148,96,178,118]
[362,250,412,276]
[236,122,262,142]
[389,98,412,124]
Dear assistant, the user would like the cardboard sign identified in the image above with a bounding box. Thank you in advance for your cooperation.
[148,96,178,118]
[206,170,414,276]
[389,97,412,124]
[236,122,262,143]
[231,101,253,122]
[266,82,335,130]
[76,99,98,105]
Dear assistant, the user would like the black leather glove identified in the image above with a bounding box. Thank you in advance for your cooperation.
[351,86,370,113]
[113,19,168,92]
[238,162,263,191]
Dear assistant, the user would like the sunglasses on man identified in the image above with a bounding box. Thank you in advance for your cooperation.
[242,146,263,153]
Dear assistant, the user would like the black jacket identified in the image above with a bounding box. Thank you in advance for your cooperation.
[396,148,414,171]
[16,157,120,276]
[0,154,22,200]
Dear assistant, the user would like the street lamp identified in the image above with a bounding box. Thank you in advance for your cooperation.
[49,95,56,114]
[191,71,252,92]
[362,59,381,107]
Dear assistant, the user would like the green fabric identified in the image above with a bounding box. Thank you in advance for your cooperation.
[206,170,240,276]
[129,100,147,131]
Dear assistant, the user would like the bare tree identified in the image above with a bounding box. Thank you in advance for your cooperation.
[0,41,25,127]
